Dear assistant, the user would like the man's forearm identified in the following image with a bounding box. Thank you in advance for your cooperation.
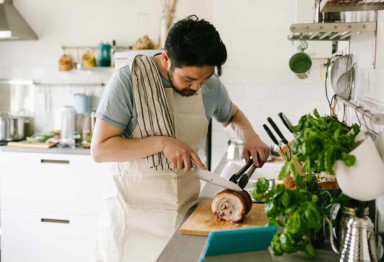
[91,136,166,163]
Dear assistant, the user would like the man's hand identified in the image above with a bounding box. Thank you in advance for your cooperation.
[161,137,206,172]
[223,104,270,167]
[243,134,270,167]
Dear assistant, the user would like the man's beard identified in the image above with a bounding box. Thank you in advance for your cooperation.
[167,70,197,97]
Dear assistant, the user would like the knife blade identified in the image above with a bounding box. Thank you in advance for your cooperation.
[194,168,243,191]
[267,117,289,144]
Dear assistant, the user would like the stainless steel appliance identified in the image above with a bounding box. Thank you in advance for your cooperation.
[326,205,382,261]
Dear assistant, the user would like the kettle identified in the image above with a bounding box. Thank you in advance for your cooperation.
[325,204,382,261]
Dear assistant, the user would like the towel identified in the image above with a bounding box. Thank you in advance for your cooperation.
[131,55,175,170]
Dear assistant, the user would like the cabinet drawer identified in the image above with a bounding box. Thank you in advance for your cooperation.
[2,210,98,262]
[1,152,110,215]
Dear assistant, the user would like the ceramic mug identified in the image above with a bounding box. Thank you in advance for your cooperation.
[74,94,92,114]
[335,136,384,201]
[82,50,97,68]
[289,51,312,79]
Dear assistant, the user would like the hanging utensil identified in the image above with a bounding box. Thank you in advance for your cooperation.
[329,54,354,99]
[336,66,355,100]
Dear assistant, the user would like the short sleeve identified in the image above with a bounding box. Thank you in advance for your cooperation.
[95,66,135,131]
[201,75,233,123]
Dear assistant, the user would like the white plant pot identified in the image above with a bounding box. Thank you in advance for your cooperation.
[335,136,384,201]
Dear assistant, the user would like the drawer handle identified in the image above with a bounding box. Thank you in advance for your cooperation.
[41,218,70,224]
[40,159,70,164]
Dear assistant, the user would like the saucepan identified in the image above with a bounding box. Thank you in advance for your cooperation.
[0,112,33,141]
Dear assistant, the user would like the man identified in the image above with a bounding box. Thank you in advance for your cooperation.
[91,15,270,262]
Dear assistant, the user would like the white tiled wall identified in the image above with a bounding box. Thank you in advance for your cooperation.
[210,65,330,169]
[0,67,114,133]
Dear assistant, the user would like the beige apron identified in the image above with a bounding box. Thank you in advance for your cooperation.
[94,89,208,262]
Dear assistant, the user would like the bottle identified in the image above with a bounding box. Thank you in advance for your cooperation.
[59,106,75,148]
[98,42,112,67]
[110,39,116,68]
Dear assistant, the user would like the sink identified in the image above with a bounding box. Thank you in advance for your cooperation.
[218,159,283,180]
[214,159,284,198]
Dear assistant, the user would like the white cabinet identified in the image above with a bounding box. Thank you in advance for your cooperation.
[2,211,98,262]
[0,151,111,262]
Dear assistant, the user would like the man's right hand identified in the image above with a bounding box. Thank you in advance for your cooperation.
[161,137,206,172]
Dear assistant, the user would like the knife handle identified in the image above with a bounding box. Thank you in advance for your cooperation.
[278,112,293,134]
[267,117,288,144]
[263,124,279,146]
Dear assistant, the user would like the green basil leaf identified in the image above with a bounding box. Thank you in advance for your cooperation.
[305,243,317,258]
[286,212,301,234]
[280,233,297,253]
[281,190,292,208]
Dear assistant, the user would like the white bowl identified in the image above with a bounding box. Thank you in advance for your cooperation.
[335,136,384,201]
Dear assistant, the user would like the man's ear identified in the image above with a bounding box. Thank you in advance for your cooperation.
[161,51,171,69]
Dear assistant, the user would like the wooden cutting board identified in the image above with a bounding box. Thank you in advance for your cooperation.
[7,141,57,148]
[180,200,268,236]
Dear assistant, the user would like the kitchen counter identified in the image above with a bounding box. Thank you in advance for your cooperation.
[0,145,90,155]
[157,156,339,262]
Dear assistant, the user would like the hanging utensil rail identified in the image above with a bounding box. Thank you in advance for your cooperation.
[289,22,376,41]
[33,82,105,87]
[336,95,384,125]
[0,79,105,87]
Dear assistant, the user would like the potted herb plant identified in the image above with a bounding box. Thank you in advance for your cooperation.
[253,109,360,258]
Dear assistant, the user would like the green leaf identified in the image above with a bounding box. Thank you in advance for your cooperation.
[304,203,322,231]
[280,233,298,253]
[271,234,284,256]
[281,190,292,208]
[278,161,292,179]
[305,243,317,259]
[286,212,301,234]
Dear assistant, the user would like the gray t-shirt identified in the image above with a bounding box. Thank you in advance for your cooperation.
[96,61,233,138]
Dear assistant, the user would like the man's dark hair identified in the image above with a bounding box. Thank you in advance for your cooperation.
[164,15,227,76]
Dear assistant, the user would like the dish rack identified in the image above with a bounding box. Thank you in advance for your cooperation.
[289,0,384,41]
[288,21,376,41]
[321,0,384,12]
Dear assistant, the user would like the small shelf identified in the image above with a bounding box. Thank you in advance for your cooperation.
[288,21,376,41]
[321,0,384,13]
[61,45,131,52]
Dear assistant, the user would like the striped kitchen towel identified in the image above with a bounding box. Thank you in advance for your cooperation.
[131,55,175,170]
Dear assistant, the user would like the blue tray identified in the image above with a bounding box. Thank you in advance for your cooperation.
[199,226,277,261]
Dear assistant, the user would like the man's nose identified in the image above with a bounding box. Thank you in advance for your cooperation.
[190,81,201,90]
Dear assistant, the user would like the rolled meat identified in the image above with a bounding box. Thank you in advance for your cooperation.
[210,189,253,222]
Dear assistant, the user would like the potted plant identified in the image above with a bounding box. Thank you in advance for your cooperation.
[253,109,360,258]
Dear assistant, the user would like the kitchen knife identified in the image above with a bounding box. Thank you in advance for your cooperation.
[263,124,279,146]
[267,117,289,144]
[278,112,294,135]
[195,168,243,191]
